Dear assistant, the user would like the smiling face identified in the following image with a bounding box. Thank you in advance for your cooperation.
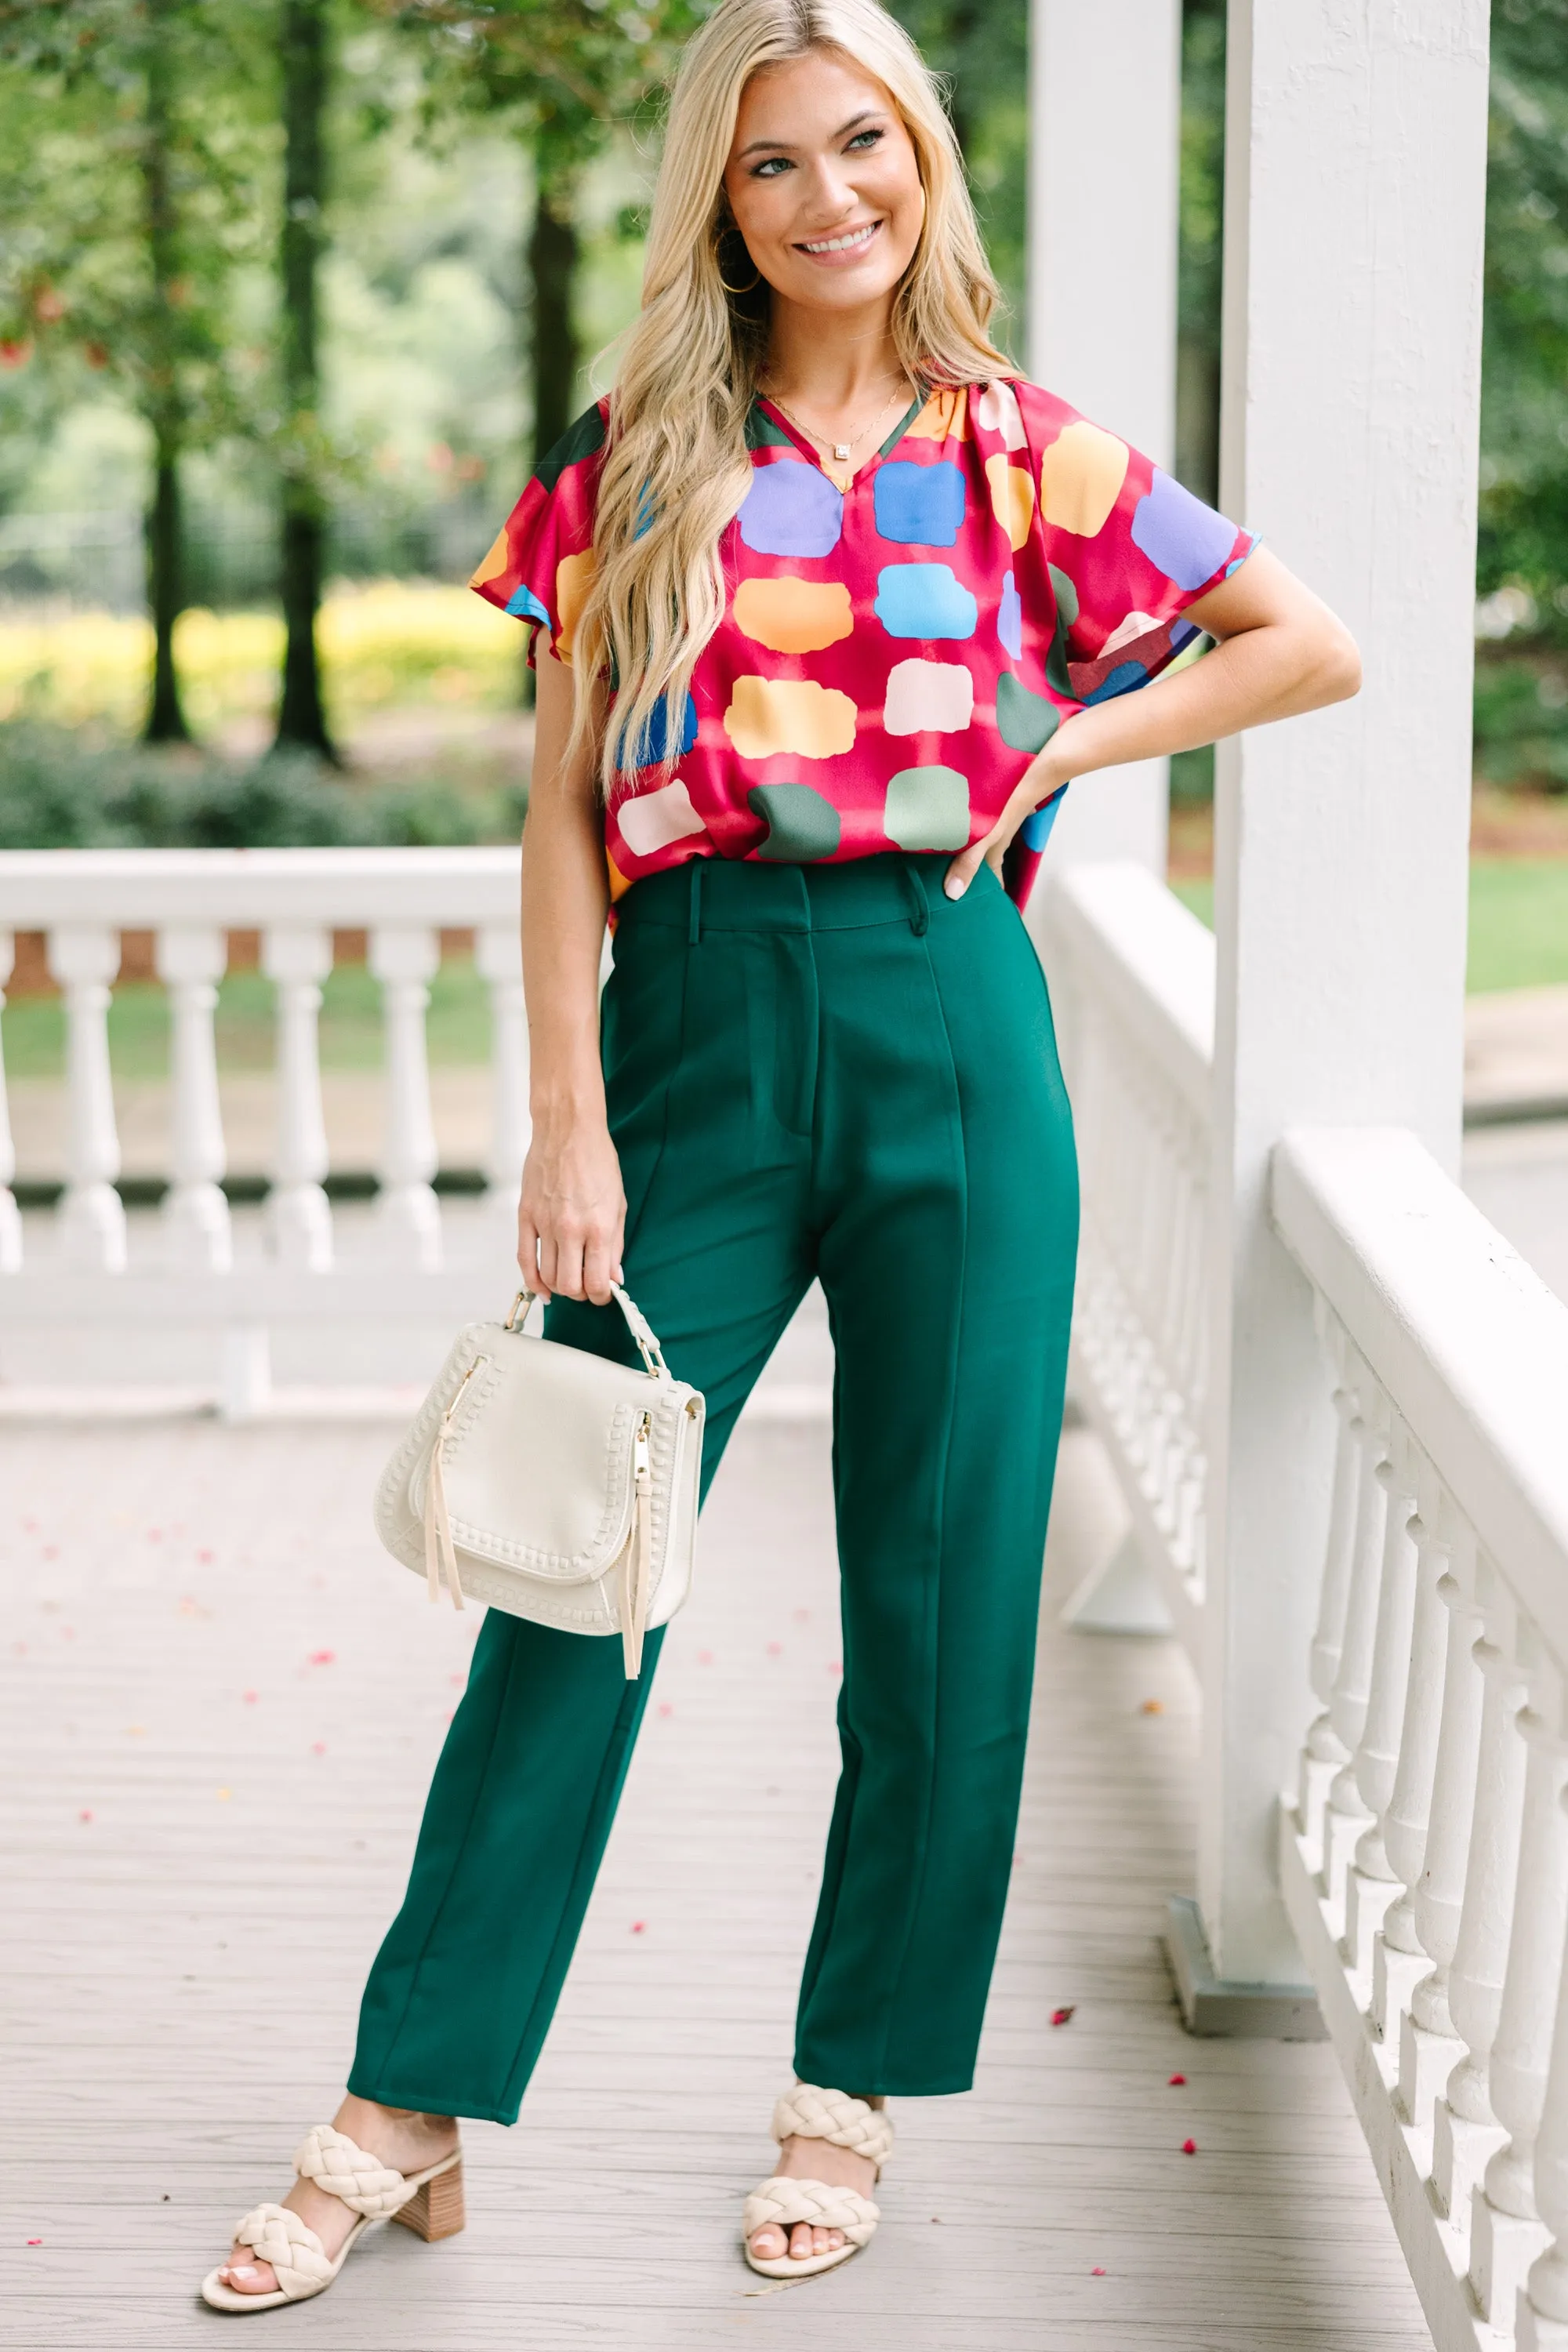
[722,49,926,322]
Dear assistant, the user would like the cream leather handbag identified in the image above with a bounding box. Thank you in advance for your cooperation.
[374,1285,705,1677]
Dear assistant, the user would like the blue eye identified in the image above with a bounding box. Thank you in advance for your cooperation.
[847,128,884,151]
[752,155,791,177]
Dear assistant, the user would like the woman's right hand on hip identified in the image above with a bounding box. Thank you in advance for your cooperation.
[517,1116,627,1305]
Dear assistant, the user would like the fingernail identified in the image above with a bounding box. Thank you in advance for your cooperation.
[945,877,966,899]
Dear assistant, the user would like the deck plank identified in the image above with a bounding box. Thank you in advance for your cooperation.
[0,1403,1433,2347]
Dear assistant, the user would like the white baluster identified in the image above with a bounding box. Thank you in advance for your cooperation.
[1341,1423,1421,1979]
[1432,1565,1529,2238]
[1319,1381,1391,1914]
[263,926,333,1271]
[1471,1642,1568,2326]
[1403,1520,1484,2136]
[1297,1324,1363,1867]
[477,920,528,1239]
[48,924,126,1271]
[0,931,22,1271]
[1520,1777,1568,2351]
[370,924,441,1269]
[154,926,231,1272]
[1374,1469,1454,2039]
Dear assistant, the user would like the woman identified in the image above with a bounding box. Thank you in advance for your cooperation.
[204,0,1358,2308]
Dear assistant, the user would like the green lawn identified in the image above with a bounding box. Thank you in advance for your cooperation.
[2,956,492,1080]
[1170,858,1568,995]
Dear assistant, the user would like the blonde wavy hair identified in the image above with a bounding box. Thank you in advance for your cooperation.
[569,0,1011,798]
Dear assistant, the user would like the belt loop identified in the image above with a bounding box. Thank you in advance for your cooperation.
[688,858,703,946]
[901,858,931,937]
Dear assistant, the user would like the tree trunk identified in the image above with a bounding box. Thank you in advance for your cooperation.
[274,0,335,760]
[145,437,189,741]
[140,0,191,745]
[528,149,580,466]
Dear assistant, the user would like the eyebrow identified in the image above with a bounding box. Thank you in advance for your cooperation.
[735,109,884,161]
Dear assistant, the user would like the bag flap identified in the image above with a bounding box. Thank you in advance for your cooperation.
[410,1327,652,1581]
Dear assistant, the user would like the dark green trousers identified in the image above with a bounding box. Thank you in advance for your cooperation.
[350,852,1078,2122]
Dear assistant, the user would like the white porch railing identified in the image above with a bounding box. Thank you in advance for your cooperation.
[1275,1127,1568,2352]
[0,848,532,1414]
[1043,857,1568,2352]
[1038,862,1214,1654]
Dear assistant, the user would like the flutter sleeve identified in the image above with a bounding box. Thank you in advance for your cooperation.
[468,399,608,667]
[1000,379,1258,903]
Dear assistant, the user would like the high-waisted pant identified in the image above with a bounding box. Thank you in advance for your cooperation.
[349,851,1079,2123]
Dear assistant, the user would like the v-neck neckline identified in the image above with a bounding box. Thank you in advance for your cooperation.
[753,388,927,490]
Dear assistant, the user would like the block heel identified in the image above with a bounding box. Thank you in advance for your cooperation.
[390,2158,466,2242]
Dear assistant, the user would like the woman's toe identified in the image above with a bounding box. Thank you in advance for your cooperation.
[750,2224,786,2261]
[221,2256,278,2295]
[789,2220,815,2259]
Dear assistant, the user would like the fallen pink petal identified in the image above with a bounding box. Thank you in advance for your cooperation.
[1051,2005,1075,2027]
[1169,2072,1187,2086]
[309,1649,336,1666]
[1182,2138,1197,2155]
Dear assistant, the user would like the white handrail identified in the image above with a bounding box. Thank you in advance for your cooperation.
[1272,1127,1568,1653]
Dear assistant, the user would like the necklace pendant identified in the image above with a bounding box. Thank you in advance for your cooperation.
[833,442,851,461]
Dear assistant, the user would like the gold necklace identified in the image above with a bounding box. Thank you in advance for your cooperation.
[763,376,914,473]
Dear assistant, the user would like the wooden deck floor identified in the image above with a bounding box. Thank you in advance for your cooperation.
[1,1389,1434,2350]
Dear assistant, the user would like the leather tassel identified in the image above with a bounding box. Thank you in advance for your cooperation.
[423,1422,465,1610]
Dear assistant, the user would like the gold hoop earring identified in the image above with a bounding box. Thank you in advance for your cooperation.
[715,236,761,296]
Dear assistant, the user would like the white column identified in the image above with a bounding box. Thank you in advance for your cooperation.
[0,931,22,1272]
[263,926,333,1271]
[1026,0,1181,873]
[477,920,529,1236]
[370,924,442,1270]
[1198,0,1490,1989]
[48,924,126,1272]
[155,926,231,1272]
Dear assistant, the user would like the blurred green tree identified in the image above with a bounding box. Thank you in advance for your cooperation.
[373,0,703,474]
[0,0,273,740]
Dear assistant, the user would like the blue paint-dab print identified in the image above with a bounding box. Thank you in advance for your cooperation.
[998,569,1023,660]
[1084,659,1149,706]
[873,564,978,641]
[506,584,552,626]
[619,689,699,773]
[1021,789,1066,851]
[873,460,966,547]
[738,459,844,557]
[1130,469,1238,591]
[1171,617,1200,651]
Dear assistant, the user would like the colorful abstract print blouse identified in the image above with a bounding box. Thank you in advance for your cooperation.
[470,378,1254,909]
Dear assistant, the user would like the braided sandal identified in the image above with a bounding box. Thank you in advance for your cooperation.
[742,2083,893,2281]
[199,2123,463,2312]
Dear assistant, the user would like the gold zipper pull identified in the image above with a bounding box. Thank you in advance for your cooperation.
[633,1412,652,1485]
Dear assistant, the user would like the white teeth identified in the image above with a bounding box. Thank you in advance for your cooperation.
[801,222,878,255]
